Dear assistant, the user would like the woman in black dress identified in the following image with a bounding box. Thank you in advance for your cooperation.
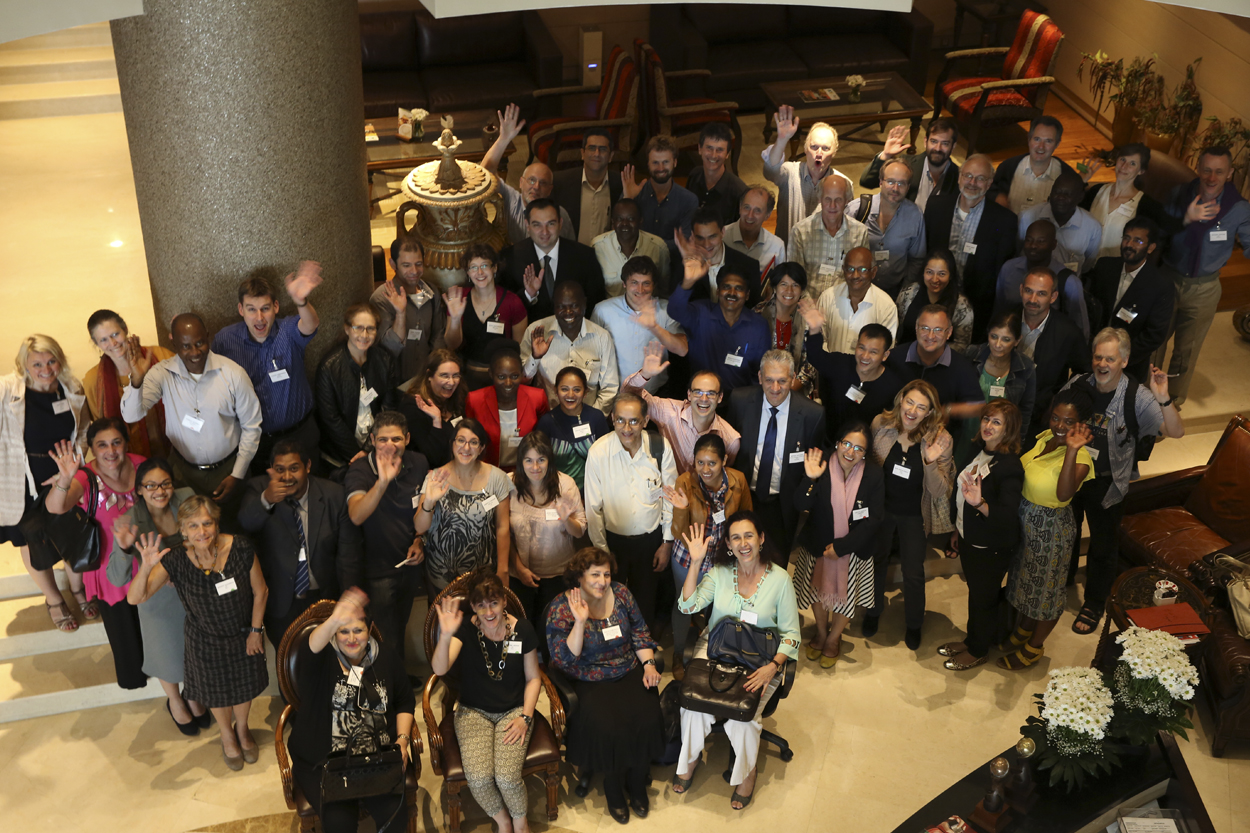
[131,495,269,771]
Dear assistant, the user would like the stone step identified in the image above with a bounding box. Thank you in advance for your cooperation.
[0,77,122,119]
[0,678,164,723]
[0,23,112,52]
[0,46,116,84]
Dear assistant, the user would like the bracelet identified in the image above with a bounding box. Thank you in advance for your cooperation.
[55,483,69,493]
[421,501,435,513]
[1158,397,1173,408]
[396,733,410,742]
[970,500,985,509]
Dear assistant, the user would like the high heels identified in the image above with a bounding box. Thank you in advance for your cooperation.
[166,698,200,736]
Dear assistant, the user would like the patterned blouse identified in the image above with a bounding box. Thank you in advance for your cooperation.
[546,582,658,682]
[421,465,511,587]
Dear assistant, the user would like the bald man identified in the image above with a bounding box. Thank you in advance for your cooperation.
[763,104,855,242]
[484,103,576,244]
[807,246,899,354]
[122,313,262,507]
[786,174,870,297]
[923,153,1018,341]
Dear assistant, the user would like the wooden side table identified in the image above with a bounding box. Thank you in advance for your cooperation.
[1093,565,1210,670]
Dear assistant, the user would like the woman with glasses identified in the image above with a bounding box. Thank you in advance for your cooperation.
[465,344,548,472]
[315,304,398,470]
[415,419,512,594]
[534,366,610,492]
[894,249,973,352]
[445,244,528,390]
[401,348,466,468]
[792,420,883,667]
[110,457,208,733]
[964,310,1036,444]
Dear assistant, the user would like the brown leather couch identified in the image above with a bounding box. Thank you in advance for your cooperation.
[359,9,562,120]
[648,4,932,112]
[1118,415,1250,756]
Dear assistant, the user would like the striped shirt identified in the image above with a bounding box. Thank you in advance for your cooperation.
[786,212,871,297]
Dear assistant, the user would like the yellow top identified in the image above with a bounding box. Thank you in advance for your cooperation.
[1020,430,1095,508]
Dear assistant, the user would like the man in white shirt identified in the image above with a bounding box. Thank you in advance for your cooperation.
[482,103,575,244]
[583,392,677,632]
[762,104,854,243]
[811,247,899,353]
[591,199,672,296]
[521,282,620,412]
[724,186,786,279]
[589,256,687,393]
[1017,172,1103,276]
[787,176,870,297]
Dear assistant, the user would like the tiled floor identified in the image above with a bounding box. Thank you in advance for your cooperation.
[2,96,1248,833]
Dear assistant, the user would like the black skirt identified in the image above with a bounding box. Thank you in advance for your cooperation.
[566,663,664,773]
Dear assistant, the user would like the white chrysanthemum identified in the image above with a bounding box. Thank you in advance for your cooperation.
[1115,627,1199,701]
[1042,667,1114,740]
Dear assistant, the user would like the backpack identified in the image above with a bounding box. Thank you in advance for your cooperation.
[1076,373,1155,462]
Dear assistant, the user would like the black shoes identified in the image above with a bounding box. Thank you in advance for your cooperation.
[608,804,630,825]
[861,615,880,638]
[628,797,649,819]
[905,627,922,650]
[167,698,200,736]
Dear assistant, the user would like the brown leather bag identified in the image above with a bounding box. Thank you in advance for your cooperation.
[678,658,760,722]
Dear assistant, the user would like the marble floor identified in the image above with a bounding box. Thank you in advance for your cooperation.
[2,101,1249,833]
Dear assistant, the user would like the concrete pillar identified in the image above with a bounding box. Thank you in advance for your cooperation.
[110,0,370,367]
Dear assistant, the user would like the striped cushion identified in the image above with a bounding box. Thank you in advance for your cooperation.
[528,47,636,165]
[940,78,1034,118]
[1000,10,1063,104]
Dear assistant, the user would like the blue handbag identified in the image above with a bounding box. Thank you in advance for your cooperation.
[707,616,779,671]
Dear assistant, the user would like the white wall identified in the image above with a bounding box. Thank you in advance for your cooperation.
[0,0,143,45]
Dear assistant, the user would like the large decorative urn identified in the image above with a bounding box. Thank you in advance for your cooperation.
[398,118,507,292]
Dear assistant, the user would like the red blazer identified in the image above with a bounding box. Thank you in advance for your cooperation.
[465,384,549,469]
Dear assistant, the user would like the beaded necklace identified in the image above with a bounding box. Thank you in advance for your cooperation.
[476,617,513,681]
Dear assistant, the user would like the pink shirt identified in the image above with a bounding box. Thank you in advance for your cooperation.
[76,453,144,605]
[622,371,741,474]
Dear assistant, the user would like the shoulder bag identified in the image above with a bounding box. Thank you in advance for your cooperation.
[678,658,761,722]
[20,467,102,572]
[706,616,779,671]
[1214,555,1250,639]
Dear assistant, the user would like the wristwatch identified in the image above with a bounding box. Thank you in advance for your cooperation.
[642,658,657,667]
[521,714,533,727]
[249,625,264,634]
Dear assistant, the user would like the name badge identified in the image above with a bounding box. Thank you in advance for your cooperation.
[451,416,463,427]
[52,399,71,414]
[818,264,837,277]
[1087,447,1100,461]
[740,610,759,625]
[411,493,423,509]
[601,624,623,641]
[506,435,521,447]
[215,577,238,595]
[572,423,592,438]
[269,368,290,383]
[1210,229,1228,242]
[978,462,992,479]
[505,640,523,654]
[873,249,890,261]
[181,413,205,432]
[892,463,912,479]
[789,451,806,464]
[486,320,505,334]
[360,388,378,406]
[989,385,1006,398]
[724,353,744,367]
[544,508,560,521]
[298,547,307,562]
[963,242,977,255]
[1117,307,1138,323]
[347,666,363,687]
[1064,261,1079,274]
[852,507,869,521]
[712,509,726,524]
[845,385,866,403]
[407,328,423,341]
[481,494,500,511]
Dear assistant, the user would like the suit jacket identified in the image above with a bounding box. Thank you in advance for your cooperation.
[500,238,607,321]
[1088,256,1174,375]
[923,192,1018,339]
[794,458,884,559]
[951,448,1023,551]
[551,167,622,241]
[464,383,549,469]
[1021,306,1091,441]
[725,387,826,532]
[859,153,960,204]
[238,476,363,619]
[669,242,763,306]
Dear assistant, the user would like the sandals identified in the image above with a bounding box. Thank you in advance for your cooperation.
[73,592,100,621]
[47,600,78,632]
[672,760,699,794]
[999,625,1034,652]
[996,642,1044,670]
[730,787,755,810]
[1071,604,1103,636]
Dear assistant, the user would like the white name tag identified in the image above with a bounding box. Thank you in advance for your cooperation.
[505,640,523,654]
[481,494,500,511]
[873,249,890,261]
[818,264,837,277]
[601,624,622,641]
[724,353,743,367]
[712,509,726,524]
[1087,447,1100,461]
[740,610,759,625]
[845,385,866,403]
[486,320,505,334]
[52,399,71,414]
[360,388,378,406]
[1064,262,1079,274]
[989,385,1006,398]
[451,416,463,427]
[181,413,205,432]
[347,666,363,687]
[1117,307,1138,323]
[215,577,238,595]
[268,368,290,382]
[411,494,423,509]
[545,508,560,521]
[892,463,912,478]
[1210,229,1228,242]
[978,462,992,479]
[506,435,521,447]
[298,547,307,562]
[852,507,869,521]
[963,242,977,255]
[407,328,423,341]
[788,451,806,464]
[572,423,592,438]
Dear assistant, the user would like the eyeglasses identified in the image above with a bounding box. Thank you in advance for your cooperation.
[467,264,493,274]
[689,389,719,400]
[838,440,867,455]
[844,266,872,277]
[613,417,642,427]
[141,480,174,493]
[454,437,482,449]
[959,173,990,184]
[521,175,546,187]
[349,325,377,334]
[917,325,948,335]
[882,179,909,188]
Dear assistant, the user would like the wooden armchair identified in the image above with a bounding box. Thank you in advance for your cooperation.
[422,574,566,833]
[274,600,422,833]
[932,9,1064,154]
[525,45,640,170]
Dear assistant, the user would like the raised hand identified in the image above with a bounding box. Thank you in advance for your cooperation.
[113,517,139,552]
[497,103,525,143]
[797,297,826,334]
[443,286,468,319]
[421,468,451,505]
[332,587,370,627]
[924,430,952,464]
[803,447,827,480]
[435,595,464,635]
[284,260,323,305]
[620,163,644,200]
[530,325,553,359]
[522,263,544,300]
[412,394,442,422]
[1184,195,1219,225]
[880,125,911,159]
[567,587,589,623]
[775,104,800,144]
[681,524,711,563]
[376,445,402,484]
[50,439,80,483]
[1066,422,1093,450]
[661,485,689,510]
[959,469,983,506]
[136,531,170,568]
[263,466,297,504]
[635,299,658,332]
[1079,156,1103,183]
[640,340,670,380]
[125,335,151,382]
[1148,363,1171,403]
[383,279,407,313]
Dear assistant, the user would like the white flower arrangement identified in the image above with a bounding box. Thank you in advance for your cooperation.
[1114,626,1199,704]
[412,108,429,122]
[1042,667,1115,747]
[845,74,866,90]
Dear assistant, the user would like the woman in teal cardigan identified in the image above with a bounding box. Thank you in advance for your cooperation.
[672,510,800,811]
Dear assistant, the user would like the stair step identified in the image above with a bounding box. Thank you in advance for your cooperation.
[0,678,164,724]
[0,77,121,119]
[0,622,110,661]
[0,23,112,52]
[0,46,116,84]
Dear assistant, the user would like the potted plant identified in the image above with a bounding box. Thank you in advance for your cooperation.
[1111,57,1164,146]
[1019,667,1120,792]
[1107,627,1200,747]
[1137,59,1203,157]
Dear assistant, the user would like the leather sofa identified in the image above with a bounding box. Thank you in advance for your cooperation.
[1118,415,1250,756]
[359,9,562,120]
[648,4,932,112]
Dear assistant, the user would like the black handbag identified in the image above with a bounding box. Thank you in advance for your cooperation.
[320,720,406,805]
[707,616,779,671]
[20,468,102,573]
[678,658,761,722]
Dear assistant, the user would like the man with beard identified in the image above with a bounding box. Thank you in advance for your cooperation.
[520,281,620,413]
[1088,216,1174,384]
[499,198,606,321]
[811,247,898,353]
[845,159,928,297]
[1016,268,1090,442]
[787,176,870,297]
[551,128,622,244]
[990,115,1077,214]
[1018,171,1103,276]
[859,118,961,212]
[685,121,748,227]
[483,103,576,245]
[724,186,785,278]
[591,199,671,296]
[763,105,854,242]
[994,219,1090,339]
[622,134,699,242]
[371,235,447,385]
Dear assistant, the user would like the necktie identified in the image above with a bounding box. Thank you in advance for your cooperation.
[542,254,553,297]
[756,406,779,501]
[289,498,310,598]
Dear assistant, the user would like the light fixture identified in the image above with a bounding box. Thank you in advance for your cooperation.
[110,240,124,248]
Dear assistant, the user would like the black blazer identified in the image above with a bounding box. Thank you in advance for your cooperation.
[551,166,622,241]
[952,449,1023,551]
[726,387,826,531]
[1087,256,1174,374]
[1020,306,1091,441]
[795,459,885,559]
[671,243,763,306]
[238,476,364,619]
[499,237,607,320]
[859,152,960,204]
[314,342,398,463]
[923,192,1018,339]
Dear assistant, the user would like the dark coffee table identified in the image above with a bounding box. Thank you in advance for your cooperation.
[760,72,932,158]
[1093,566,1210,671]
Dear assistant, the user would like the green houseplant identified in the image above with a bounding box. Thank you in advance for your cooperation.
[1136,58,1203,157]
[1077,53,1164,146]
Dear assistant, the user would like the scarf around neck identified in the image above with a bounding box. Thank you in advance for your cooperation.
[812,458,865,608]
